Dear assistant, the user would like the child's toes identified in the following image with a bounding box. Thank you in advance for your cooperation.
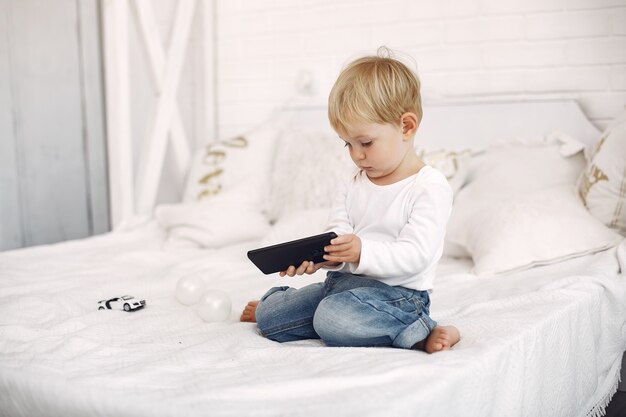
[240,300,260,323]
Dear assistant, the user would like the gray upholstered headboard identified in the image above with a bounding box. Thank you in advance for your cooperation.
[281,99,601,150]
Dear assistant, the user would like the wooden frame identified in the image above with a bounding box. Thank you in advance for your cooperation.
[102,0,214,227]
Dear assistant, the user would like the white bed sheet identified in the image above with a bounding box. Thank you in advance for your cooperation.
[0,223,625,417]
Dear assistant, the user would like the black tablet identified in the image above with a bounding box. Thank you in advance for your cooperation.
[247,232,338,275]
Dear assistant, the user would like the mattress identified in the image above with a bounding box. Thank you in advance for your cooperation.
[1,222,624,417]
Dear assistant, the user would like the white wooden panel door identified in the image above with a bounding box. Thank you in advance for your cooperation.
[0,0,109,250]
[102,0,214,226]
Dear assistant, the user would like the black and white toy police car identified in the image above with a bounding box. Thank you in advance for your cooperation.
[98,295,146,312]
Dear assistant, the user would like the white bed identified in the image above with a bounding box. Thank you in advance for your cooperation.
[1,100,625,417]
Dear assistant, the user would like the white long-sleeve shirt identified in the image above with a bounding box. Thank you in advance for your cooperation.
[325,165,453,291]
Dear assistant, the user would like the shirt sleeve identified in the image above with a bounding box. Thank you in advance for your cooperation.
[322,176,355,272]
[351,177,453,278]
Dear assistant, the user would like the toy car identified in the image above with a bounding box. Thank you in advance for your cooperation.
[98,295,146,312]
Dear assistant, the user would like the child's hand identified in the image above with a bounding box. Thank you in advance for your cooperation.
[279,261,330,277]
[323,234,361,264]
[277,234,361,277]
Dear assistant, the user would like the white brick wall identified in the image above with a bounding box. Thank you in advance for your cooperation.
[214,0,626,137]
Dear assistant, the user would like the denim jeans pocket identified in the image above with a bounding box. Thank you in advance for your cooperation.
[386,296,417,313]
[369,285,415,313]
[410,290,431,314]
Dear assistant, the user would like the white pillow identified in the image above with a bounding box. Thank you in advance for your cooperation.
[268,128,353,222]
[578,109,626,236]
[156,190,271,249]
[445,138,623,275]
[418,149,473,194]
[260,208,330,247]
[183,122,282,213]
[451,185,622,275]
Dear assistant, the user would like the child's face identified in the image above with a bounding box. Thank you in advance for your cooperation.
[338,117,415,183]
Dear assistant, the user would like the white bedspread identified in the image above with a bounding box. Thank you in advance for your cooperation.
[0,224,624,417]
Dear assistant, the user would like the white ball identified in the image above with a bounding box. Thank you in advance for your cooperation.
[196,290,232,323]
[176,276,207,306]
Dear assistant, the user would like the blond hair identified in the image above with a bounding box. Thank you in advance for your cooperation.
[328,49,422,134]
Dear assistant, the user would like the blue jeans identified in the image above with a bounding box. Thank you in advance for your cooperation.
[255,271,436,349]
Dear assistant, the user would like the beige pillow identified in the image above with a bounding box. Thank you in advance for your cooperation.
[183,122,282,209]
[418,149,473,194]
[578,110,626,236]
[268,129,353,222]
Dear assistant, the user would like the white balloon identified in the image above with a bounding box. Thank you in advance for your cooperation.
[196,290,232,323]
[176,276,207,306]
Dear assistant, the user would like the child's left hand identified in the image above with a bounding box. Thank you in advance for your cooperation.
[323,234,361,264]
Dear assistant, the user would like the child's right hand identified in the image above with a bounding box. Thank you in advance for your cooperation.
[279,261,336,277]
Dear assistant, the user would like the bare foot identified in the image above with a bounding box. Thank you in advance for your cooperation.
[240,300,259,322]
[424,325,460,353]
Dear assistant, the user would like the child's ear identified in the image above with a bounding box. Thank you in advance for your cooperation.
[400,113,418,137]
